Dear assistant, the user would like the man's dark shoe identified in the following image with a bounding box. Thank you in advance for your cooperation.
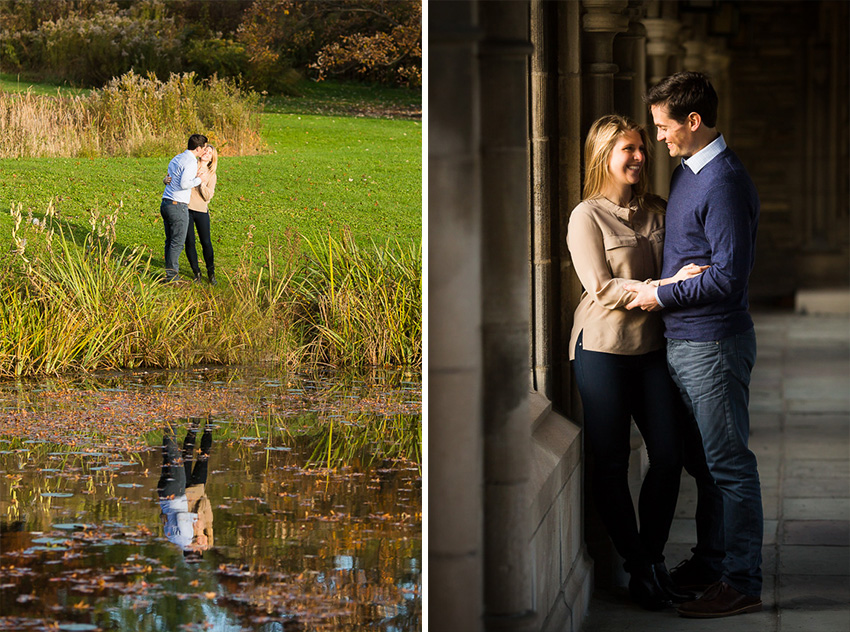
[670,557,722,591]
[193,271,202,283]
[677,581,762,618]
[208,271,217,286]
[653,562,696,603]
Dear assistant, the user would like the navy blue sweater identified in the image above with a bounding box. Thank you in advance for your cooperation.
[657,147,759,340]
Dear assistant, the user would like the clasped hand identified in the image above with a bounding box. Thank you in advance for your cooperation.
[623,263,708,311]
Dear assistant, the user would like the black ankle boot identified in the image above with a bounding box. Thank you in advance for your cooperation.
[208,270,216,286]
[193,271,202,283]
[628,564,673,611]
[652,562,697,603]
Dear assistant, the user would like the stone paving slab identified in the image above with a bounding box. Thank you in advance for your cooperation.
[783,477,850,499]
[788,399,850,414]
[778,574,850,608]
[776,609,850,632]
[783,520,850,546]
[785,459,850,478]
[779,546,850,575]
[780,439,850,460]
[783,413,850,428]
[750,412,782,429]
[783,498,850,521]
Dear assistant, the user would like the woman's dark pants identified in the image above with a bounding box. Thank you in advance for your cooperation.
[573,334,683,570]
[185,210,215,277]
[157,427,212,499]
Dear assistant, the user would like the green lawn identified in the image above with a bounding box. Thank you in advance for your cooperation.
[0,72,90,96]
[0,106,421,276]
[263,80,422,118]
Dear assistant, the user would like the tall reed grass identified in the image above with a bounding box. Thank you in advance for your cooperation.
[298,230,421,367]
[0,71,264,158]
[0,204,421,378]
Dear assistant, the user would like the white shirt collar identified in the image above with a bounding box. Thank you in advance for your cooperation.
[682,134,726,174]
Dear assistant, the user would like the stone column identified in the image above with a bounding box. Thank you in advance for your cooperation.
[642,18,681,83]
[559,0,584,413]
[795,0,849,287]
[704,44,732,137]
[642,17,682,197]
[581,0,629,134]
[613,1,648,123]
[478,1,536,629]
[682,39,707,71]
[428,2,484,630]
[531,0,557,401]
[805,39,831,250]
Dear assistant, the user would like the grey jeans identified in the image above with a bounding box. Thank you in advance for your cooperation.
[160,199,189,279]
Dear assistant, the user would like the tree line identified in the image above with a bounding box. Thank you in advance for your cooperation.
[0,0,421,93]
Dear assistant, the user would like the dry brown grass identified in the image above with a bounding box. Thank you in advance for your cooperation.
[0,71,264,158]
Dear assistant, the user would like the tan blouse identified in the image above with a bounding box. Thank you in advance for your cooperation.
[566,195,666,360]
[188,171,216,213]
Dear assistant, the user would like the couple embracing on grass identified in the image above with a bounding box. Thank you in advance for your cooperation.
[160,133,218,285]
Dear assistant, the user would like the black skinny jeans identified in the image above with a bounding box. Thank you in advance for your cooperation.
[573,333,684,570]
[184,210,215,276]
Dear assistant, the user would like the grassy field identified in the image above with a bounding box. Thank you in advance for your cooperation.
[0,78,421,373]
[0,89,421,276]
[0,72,90,96]
[263,80,422,119]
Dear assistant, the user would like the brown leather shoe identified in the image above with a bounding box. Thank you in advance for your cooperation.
[677,581,762,618]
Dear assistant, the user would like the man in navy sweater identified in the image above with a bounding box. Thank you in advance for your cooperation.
[624,72,763,619]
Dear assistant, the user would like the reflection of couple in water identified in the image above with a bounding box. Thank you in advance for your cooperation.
[157,417,214,560]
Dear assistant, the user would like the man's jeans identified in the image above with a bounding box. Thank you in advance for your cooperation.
[667,328,763,597]
[160,199,189,280]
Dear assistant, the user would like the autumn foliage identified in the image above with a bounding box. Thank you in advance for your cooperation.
[0,0,422,92]
[240,0,422,88]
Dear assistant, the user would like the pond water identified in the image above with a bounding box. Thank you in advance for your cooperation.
[0,367,421,631]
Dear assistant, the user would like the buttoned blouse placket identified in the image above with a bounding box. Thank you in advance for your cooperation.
[606,202,652,282]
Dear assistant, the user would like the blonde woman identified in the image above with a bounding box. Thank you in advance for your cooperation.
[567,115,706,610]
[185,145,218,285]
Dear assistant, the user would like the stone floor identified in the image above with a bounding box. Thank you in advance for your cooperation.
[581,310,850,632]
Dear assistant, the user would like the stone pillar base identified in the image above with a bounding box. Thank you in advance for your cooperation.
[529,392,593,631]
[540,551,594,632]
[795,288,850,315]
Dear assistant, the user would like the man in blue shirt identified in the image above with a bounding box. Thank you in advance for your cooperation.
[161,134,208,282]
[624,72,763,619]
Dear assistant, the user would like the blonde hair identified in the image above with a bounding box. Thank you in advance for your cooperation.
[204,145,218,176]
[583,115,660,210]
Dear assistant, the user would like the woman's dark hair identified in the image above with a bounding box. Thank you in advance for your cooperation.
[643,71,718,128]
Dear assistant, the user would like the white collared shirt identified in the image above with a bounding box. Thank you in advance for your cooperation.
[682,134,727,174]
